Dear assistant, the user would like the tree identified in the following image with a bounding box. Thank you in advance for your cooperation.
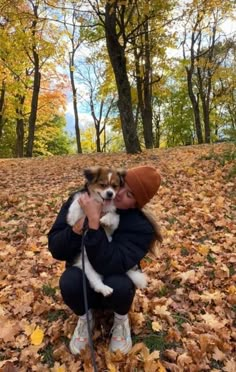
[211,41,236,140]
[34,115,73,156]
[0,76,6,139]
[88,0,141,153]
[181,0,235,143]
[0,0,66,157]
[130,0,174,149]
[77,55,116,152]
[62,0,83,153]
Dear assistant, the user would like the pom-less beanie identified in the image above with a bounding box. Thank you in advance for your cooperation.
[125,166,161,208]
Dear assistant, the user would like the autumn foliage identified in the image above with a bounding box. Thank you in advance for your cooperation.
[0,143,235,371]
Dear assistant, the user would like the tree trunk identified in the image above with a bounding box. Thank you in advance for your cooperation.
[143,17,153,148]
[26,4,41,157]
[69,52,82,153]
[154,118,161,148]
[105,2,141,153]
[26,57,41,157]
[15,95,25,157]
[96,127,101,152]
[197,63,212,144]
[186,67,203,144]
[202,93,211,143]
[0,79,6,138]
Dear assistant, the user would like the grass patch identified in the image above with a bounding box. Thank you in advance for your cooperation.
[171,279,181,288]
[200,145,236,179]
[227,163,236,179]
[200,145,236,166]
[181,247,189,256]
[0,353,6,361]
[173,313,190,330]
[167,216,178,225]
[39,344,54,367]
[156,286,169,298]
[191,262,203,268]
[207,253,216,264]
[133,331,181,354]
[42,284,57,299]
[229,264,235,277]
[210,360,224,369]
[232,305,236,313]
[60,335,70,347]
[46,309,68,322]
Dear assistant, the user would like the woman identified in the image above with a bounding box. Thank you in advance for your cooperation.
[48,165,162,355]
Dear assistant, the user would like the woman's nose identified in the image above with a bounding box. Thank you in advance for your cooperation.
[117,188,124,196]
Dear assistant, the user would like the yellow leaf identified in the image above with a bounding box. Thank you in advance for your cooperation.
[170,259,179,269]
[30,326,44,346]
[186,167,195,176]
[157,360,167,371]
[151,321,162,332]
[107,363,116,372]
[51,362,66,372]
[228,285,236,295]
[198,245,209,256]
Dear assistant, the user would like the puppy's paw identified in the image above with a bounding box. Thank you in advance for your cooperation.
[102,285,114,297]
[100,214,112,227]
[95,284,113,297]
[100,213,119,230]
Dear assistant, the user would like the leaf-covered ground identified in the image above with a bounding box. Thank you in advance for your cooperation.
[0,143,235,372]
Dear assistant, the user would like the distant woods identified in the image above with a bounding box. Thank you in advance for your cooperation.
[0,0,235,157]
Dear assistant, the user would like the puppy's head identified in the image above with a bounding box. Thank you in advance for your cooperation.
[84,167,126,202]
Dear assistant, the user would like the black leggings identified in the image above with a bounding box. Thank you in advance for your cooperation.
[59,266,136,315]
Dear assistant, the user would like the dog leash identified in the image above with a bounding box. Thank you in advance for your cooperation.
[81,217,98,372]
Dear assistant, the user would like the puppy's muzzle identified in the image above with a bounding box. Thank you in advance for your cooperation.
[106,190,115,199]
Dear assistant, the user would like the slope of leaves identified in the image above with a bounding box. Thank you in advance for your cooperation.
[0,143,235,372]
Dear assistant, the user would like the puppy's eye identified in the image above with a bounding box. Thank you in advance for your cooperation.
[112,184,118,189]
[99,183,107,188]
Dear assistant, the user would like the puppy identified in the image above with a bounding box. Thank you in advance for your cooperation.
[67,167,147,297]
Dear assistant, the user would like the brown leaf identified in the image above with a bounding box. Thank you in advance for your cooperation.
[0,317,21,342]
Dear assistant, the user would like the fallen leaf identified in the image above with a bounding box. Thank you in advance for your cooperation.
[0,317,21,342]
[30,326,44,346]
[212,347,226,362]
[152,321,163,332]
[223,358,236,372]
[201,313,228,330]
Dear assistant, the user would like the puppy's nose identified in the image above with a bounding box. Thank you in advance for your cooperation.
[106,191,114,199]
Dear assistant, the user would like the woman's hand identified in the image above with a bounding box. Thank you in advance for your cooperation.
[79,193,102,230]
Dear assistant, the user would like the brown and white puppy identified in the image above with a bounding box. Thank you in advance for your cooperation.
[67,166,147,297]
[67,167,125,237]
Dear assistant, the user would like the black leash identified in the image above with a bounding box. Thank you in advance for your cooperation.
[81,217,98,372]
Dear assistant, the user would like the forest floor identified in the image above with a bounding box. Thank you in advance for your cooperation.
[0,143,235,372]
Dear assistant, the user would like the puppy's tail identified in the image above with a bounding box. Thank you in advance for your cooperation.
[126,270,147,289]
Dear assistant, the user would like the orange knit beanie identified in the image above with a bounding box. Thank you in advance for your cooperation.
[125,166,161,208]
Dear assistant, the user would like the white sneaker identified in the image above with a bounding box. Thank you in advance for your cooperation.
[69,315,94,355]
[109,317,132,354]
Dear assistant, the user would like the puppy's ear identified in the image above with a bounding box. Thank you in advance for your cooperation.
[84,167,100,183]
[117,169,126,186]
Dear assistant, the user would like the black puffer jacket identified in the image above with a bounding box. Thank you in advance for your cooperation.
[48,194,155,276]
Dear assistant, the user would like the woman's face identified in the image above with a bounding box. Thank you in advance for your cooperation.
[114,183,137,209]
